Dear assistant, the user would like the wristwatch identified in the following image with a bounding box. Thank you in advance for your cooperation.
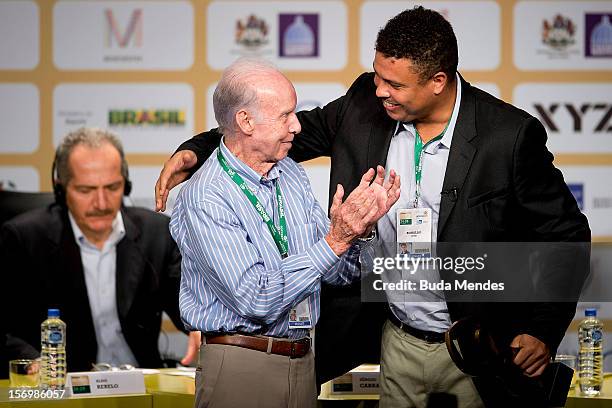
[357,228,377,243]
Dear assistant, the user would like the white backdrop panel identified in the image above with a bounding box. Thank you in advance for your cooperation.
[360,1,500,71]
[53,83,194,153]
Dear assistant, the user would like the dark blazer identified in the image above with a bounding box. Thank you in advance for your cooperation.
[178,73,590,403]
[0,204,183,373]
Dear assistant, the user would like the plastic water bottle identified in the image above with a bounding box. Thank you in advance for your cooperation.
[40,308,67,389]
[578,308,603,396]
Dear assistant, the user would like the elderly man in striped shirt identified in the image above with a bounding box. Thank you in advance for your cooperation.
[170,58,400,408]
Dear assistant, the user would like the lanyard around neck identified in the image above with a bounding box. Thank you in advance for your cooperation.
[217,148,288,258]
[413,121,450,208]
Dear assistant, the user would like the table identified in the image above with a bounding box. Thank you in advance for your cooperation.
[144,371,193,408]
[2,370,612,407]
[565,374,612,408]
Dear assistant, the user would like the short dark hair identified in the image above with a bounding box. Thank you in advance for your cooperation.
[375,6,458,82]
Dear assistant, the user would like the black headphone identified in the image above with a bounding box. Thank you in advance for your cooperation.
[51,146,132,206]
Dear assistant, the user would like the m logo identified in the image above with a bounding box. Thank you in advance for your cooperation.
[105,9,143,48]
[533,103,612,132]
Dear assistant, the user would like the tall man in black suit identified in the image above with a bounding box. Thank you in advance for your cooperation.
[1,128,200,374]
[154,7,589,407]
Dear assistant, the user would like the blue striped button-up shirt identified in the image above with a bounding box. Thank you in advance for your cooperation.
[170,139,362,339]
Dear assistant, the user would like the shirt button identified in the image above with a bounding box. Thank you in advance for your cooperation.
[410,314,417,321]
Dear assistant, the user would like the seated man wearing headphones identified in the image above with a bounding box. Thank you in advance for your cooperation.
[0,127,199,373]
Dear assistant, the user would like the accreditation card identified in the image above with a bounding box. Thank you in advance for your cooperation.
[397,208,432,257]
[288,299,312,329]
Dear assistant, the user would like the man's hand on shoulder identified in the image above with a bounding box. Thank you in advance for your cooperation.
[155,150,198,212]
[510,334,550,378]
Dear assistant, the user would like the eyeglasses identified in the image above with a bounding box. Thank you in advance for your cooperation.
[91,363,135,372]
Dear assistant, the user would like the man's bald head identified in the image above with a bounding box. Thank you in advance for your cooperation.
[213,58,291,135]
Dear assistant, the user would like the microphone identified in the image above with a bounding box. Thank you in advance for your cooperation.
[441,187,458,202]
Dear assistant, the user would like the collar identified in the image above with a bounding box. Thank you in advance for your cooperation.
[219,137,282,191]
[394,73,462,150]
[68,210,126,251]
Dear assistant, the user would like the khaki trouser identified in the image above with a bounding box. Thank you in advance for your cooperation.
[380,320,485,408]
[195,342,317,408]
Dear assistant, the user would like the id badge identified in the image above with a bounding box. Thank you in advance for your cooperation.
[288,299,312,329]
[397,208,432,257]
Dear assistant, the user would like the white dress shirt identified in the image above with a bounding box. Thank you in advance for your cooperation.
[378,74,462,332]
[69,211,138,367]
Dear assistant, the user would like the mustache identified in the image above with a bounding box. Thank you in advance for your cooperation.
[85,209,114,217]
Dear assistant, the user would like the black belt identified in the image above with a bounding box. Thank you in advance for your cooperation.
[388,313,446,343]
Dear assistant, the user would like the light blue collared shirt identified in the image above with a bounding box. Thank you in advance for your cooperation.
[68,211,138,366]
[170,138,363,339]
[378,75,462,332]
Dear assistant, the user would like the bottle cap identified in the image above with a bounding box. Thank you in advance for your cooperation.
[585,308,597,317]
[48,308,60,318]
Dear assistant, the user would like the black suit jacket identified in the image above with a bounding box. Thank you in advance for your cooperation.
[0,204,184,373]
[178,73,590,402]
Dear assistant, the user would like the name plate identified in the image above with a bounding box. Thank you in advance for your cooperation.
[330,364,380,395]
[66,370,145,397]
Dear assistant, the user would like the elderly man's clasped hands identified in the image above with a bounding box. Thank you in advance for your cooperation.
[325,165,400,256]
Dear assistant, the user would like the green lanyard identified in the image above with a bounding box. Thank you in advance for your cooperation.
[413,121,450,208]
[217,148,288,258]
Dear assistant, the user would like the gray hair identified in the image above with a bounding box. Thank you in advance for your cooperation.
[213,58,279,134]
[54,127,129,187]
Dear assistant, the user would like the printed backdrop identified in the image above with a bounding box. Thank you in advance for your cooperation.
[1,0,610,236]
